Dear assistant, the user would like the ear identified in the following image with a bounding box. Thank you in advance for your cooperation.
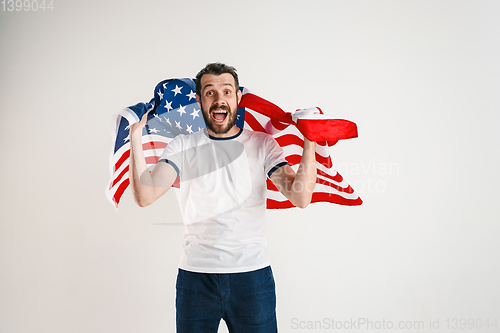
[237,89,242,104]
[195,93,201,107]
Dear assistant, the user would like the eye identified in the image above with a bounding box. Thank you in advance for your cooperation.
[224,90,232,95]
[206,91,214,96]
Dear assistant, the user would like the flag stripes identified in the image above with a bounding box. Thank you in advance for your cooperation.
[107,79,362,209]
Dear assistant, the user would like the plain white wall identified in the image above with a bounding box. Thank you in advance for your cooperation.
[1,1,499,332]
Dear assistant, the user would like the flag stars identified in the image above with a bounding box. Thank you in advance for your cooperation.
[175,121,183,130]
[149,128,159,134]
[190,108,200,120]
[164,100,173,111]
[157,90,164,100]
[178,104,187,116]
[172,85,183,96]
[165,118,172,126]
[186,124,193,134]
[187,90,196,100]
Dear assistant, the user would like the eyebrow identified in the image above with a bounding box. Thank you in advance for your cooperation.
[202,83,234,92]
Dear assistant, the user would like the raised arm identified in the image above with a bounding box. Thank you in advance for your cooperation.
[129,112,178,207]
[270,137,317,208]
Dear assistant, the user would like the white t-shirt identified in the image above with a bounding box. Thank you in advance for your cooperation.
[159,127,288,273]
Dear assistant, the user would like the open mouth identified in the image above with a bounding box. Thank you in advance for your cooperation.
[211,108,228,124]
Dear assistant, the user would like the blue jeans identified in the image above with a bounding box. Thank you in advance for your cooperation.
[176,266,278,333]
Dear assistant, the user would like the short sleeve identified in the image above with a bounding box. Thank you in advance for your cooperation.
[158,136,183,177]
[263,135,289,178]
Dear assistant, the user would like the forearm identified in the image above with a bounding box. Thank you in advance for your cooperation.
[290,138,317,208]
[129,128,157,207]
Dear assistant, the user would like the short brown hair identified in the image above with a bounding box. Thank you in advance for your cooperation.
[195,63,239,96]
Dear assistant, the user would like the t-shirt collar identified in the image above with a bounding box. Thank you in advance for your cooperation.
[206,127,243,140]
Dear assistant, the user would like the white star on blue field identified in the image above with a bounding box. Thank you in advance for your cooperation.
[145,79,205,137]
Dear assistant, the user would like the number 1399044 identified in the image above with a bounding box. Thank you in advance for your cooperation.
[2,0,54,11]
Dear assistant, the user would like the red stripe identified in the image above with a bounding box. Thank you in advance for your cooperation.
[266,198,294,209]
[113,178,129,206]
[316,152,332,168]
[296,118,358,142]
[145,156,161,164]
[275,134,303,147]
[310,192,362,206]
[266,178,278,191]
[244,110,266,133]
[317,168,343,183]
[271,118,290,131]
[266,191,362,209]
[114,150,130,173]
[111,166,129,189]
[266,172,351,194]
[284,155,300,166]
[316,177,354,194]
[240,93,293,124]
[274,135,332,168]
[143,141,167,150]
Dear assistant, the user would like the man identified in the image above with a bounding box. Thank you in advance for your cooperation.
[128,63,317,332]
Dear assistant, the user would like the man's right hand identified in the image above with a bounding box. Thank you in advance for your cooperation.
[128,110,177,207]
[129,110,150,137]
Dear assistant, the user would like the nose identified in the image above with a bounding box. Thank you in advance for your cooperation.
[214,91,226,105]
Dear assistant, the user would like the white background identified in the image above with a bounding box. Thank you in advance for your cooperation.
[1,1,499,332]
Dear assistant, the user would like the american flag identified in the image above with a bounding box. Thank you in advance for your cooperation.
[106,78,362,209]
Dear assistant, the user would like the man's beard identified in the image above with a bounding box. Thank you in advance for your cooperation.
[201,102,238,135]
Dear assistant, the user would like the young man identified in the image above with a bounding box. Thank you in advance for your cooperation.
[128,63,317,332]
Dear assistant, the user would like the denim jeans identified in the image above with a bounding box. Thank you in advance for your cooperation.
[176,266,278,333]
